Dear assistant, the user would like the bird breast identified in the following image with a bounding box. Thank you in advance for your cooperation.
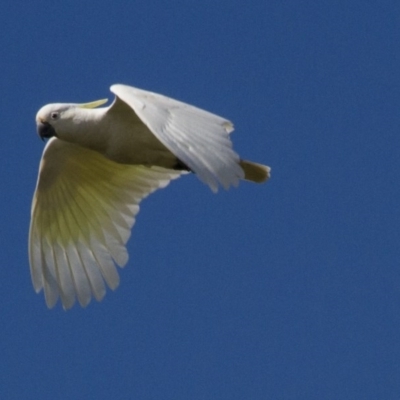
[99,113,178,168]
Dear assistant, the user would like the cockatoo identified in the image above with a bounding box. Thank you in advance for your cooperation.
[30,84,270,309]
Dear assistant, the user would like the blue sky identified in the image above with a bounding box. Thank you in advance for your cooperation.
[1,1,399,399]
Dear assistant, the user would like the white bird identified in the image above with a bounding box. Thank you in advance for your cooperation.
[30,84,271,309]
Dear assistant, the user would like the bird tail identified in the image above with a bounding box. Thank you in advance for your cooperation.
[239,160,271,183]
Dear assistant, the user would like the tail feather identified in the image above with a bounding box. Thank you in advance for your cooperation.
[239,160,271,183]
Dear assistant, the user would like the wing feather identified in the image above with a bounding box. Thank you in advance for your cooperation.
[29,138,183,309]
[46,189,75,308]
[110,84,245,192]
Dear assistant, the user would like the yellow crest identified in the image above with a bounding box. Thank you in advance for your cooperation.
[77,99,108,109]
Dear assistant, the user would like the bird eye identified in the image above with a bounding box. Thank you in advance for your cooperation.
[50,112,59,120]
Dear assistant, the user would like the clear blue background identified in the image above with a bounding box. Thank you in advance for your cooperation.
[1,1,399,399]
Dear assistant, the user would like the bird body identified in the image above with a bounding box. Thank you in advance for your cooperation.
[43,99,177,168]
[31,84,270,309]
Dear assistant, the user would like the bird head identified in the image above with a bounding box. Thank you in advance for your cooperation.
[36,99,108,141]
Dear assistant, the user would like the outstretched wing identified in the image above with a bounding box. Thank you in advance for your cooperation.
[29,138,183,309]
[110,84,244,192]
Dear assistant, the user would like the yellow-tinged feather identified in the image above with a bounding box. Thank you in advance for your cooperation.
[239,160,271,183]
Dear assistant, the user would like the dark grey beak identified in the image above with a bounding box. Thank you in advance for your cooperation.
[37,121,57,141]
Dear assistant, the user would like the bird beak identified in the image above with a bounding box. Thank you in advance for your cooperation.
[37,121,57,141]
[77,98,108,109]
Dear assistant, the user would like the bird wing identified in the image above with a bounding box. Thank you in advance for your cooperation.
[110,84,244,192]
[29,138,183,309]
